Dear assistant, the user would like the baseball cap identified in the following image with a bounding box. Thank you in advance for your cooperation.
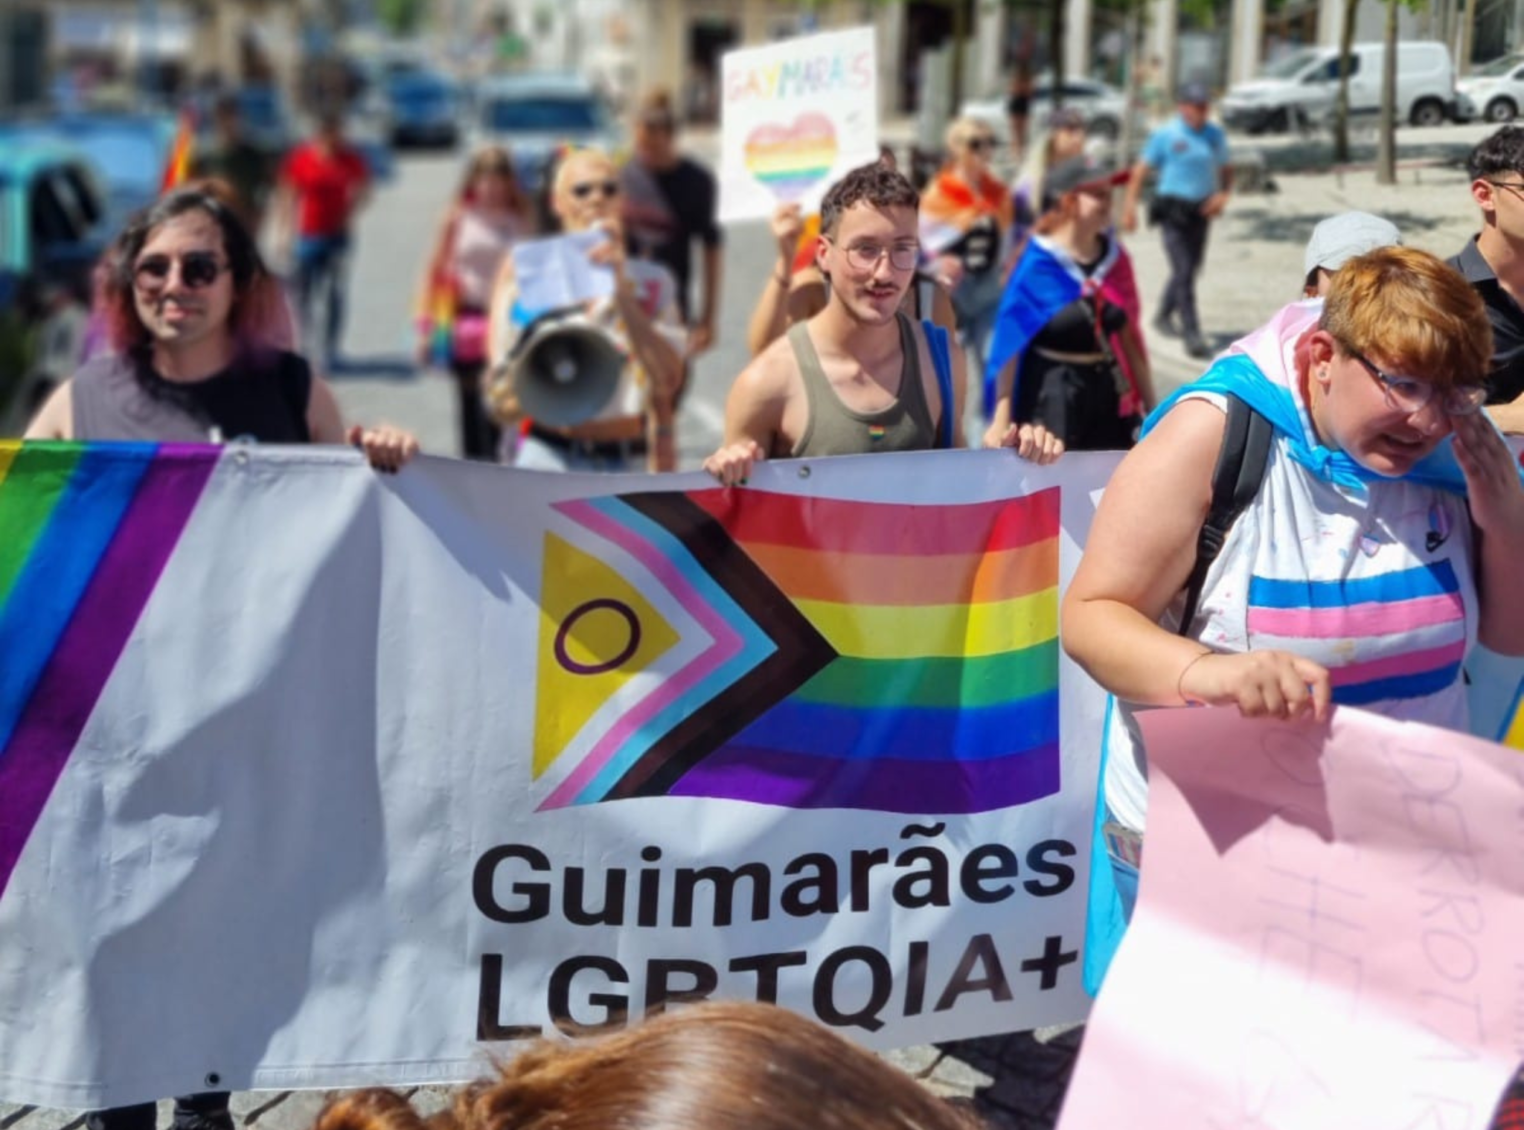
[1043,154,1128,206]
[1177,81,1211,106]
[1303,211,1402,276]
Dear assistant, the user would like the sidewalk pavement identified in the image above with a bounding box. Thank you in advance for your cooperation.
[0,128,1494,1130]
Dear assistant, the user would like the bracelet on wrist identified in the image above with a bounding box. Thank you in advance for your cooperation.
[1176,649,1213,706]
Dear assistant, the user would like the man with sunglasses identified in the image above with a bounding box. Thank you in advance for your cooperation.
[704,163,1061,485]
[485,148,685,472]
[1448,125,1524,435]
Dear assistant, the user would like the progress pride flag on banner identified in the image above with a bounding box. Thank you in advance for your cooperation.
[1058,706,1524,1130]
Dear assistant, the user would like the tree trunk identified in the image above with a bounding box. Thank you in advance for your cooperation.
[1458,0,1478,74]
[949,0,967,123]
[1375,0,1398,185]
[1333,0,1358,163]
[1050,0,1066,107]
[1119,0,1146,162]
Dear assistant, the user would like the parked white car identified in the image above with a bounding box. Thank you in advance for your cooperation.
[1221,41,1458,133]
[962,77,1145,143]
[1457,54,1524,122]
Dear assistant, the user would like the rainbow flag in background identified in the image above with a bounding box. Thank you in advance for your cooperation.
[536,486,1062,815]
[0,442,219,900]
[160,109,196,193]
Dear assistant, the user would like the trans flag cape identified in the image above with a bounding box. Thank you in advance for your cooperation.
[982,234,1145,419]
[1084,298,1523,996]
[1142,298,1507,495]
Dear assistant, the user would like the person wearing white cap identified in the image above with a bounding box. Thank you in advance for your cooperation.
[1301,211,1402,297]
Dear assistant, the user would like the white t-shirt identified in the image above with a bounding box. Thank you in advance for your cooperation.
[1105,389,1478,833]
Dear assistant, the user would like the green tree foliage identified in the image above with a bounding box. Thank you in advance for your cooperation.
[377,0,427,37]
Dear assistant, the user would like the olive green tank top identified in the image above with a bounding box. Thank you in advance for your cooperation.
[787,313,937,458]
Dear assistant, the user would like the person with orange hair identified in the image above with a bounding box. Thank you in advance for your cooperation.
[309,1002,983,1130]
[1064,247,1524,984]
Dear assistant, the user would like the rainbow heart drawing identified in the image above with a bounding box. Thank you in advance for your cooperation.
[744,113,839,201]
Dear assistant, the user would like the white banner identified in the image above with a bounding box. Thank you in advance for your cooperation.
[0,445,1119,1109]
[717,27,880,223]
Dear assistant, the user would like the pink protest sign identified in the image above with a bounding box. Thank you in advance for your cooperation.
[1059,706,1524,1130]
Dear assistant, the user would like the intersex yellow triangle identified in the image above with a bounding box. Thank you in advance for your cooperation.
[1504,700,1524,752]
[533,532,681,777]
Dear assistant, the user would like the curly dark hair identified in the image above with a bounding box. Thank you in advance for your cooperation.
[1466,125,1524,182]
[99,187,282,353]
[820,163,920,237]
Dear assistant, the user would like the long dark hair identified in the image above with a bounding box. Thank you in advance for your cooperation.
[98,187,288,355]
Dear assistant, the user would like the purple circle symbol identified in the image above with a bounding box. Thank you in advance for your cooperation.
[554,599,642,675]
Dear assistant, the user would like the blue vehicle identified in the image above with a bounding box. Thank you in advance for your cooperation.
[0,111,175,235]
[383,71,461,149]
[0,137,110,433]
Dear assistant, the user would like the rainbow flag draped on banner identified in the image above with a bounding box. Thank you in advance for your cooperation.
[0,442,218,900]
[534,485,1062,815]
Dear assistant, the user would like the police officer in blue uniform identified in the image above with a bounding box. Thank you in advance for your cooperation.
[1121,82,1233,360]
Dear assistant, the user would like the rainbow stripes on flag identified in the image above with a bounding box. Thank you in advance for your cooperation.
[676,488,1061,813]
[1246,560,1467,707]
[0,442,217,899]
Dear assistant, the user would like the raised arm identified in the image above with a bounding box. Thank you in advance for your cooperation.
[746,204,805,357]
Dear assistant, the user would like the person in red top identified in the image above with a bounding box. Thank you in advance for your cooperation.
[272,109,370,370]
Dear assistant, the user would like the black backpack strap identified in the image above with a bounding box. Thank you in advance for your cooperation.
[1178,395,1273,635]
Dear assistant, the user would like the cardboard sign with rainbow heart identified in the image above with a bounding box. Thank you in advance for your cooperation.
[743,114,839,202]
[719,27,879,223]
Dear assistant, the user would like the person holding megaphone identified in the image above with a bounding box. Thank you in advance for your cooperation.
[485,148,686,472]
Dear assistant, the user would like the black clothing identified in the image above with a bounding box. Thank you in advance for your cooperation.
[1018,239,1138,450]
[620,157,721,322]
[131,348,312,443]
[1154,200,1211,340]
[190,140,274,223]
[1018,355,1138,450]
[1449,236,1524,404]
[88,1094,232,1130]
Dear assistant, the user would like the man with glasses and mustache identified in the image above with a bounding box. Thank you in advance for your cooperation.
[704,163,1061,484]
[485,148,685,472]
[1449,125,1524,434]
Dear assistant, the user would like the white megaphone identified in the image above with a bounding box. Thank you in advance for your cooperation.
[507,307,625,428]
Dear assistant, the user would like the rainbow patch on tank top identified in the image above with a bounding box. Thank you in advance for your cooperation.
[867,424,886,442]
[1245,560,1467,707]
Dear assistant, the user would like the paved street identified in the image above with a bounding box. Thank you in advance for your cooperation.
[0,120,1503,1130]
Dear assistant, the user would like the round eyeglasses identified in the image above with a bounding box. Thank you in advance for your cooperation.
[830,239,921,273]
[1348,350,1487,416]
